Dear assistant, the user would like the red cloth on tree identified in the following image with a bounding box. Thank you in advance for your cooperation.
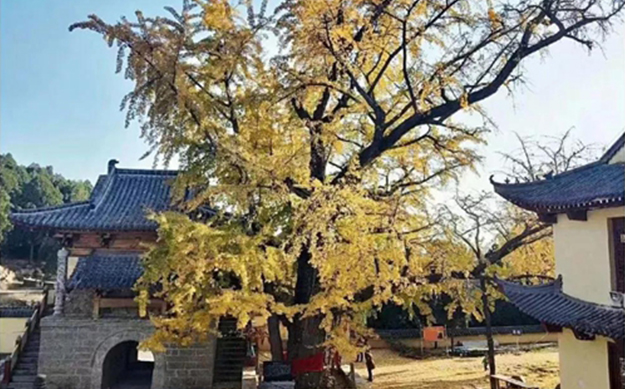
[291,352,325,375]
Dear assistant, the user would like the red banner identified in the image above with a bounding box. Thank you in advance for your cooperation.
[291,352,325,375]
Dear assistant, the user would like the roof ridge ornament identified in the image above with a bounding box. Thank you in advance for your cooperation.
[108,159,119,174]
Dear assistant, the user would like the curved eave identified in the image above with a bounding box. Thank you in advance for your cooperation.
[9,203,160,232]
[9,221,159,233]
[10,202,90,230]
[493,186,625,213]
[490,161,625,214]
[496,278,625,340]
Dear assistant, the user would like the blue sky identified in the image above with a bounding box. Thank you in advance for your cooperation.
[1,1,624,186]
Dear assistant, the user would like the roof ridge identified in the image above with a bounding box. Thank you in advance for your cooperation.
[11,201,90,215]
[91,171,117,211]
[490,160,625,188]
[114,168,178,176]
[599,131,625,163]
[80,252,143,259]
[492,131,625,188]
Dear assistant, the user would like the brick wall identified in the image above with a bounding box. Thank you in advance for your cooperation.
[38,316,217,389]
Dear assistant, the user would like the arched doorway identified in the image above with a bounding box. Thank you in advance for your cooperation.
[101,341,154,389]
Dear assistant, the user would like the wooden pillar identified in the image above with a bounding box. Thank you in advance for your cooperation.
[92,294,101,320]
[53,247,69,316]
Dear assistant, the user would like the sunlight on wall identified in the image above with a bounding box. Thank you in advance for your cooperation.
[137,349,154,362]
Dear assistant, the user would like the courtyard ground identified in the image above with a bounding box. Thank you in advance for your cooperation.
[352,348,559,389]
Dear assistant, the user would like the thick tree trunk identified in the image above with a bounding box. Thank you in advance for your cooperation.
[289,248,327,389]
[268,315,284,361]
[480,276,497,389]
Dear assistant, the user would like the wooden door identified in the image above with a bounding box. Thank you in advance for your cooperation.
[610,217,624,389]
[609,340,624,389]
[611,218,625,293]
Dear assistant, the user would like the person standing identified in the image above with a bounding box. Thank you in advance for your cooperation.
[364,349,375,382]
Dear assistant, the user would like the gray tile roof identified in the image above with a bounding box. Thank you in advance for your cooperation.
[496,277,625,339]
[10,165,179,231]
[0,307,35,318]
[491,132,625,213]
[68,254,143,290]
[491,163,625,212]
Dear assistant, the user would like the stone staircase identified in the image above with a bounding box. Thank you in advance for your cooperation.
[6,328,40,389]
[212,319,247,389]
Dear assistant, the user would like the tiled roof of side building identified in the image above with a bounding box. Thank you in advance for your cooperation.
[496,277,625,340]
[491,162,625,212]
[68,254,143,290]
[0,307,36,318]
[10,161,180,231]
[491,132,625,213]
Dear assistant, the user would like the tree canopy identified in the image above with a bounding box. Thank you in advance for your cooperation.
[0,154,92,261]
[71,1,624,386]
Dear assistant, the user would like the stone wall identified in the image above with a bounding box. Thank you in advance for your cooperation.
[64,290,94,317]
[39,316,217,389]
[65,289,142,319]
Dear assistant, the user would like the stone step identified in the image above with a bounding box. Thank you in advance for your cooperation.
[17,358,38,365]
[14,367,38,375]
[7,384,37,389]
[16,362,37,368]
[11,375,36,383]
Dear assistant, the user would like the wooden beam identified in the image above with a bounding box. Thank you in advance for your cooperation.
[542,323,562,333]
[566,210,588,221]
[538,213,557,224]
[95,297,166,318]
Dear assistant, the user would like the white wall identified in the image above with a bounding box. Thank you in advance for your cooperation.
[0,318,28,354]
[559,329,611,389]
[554,206,624,305]
[554,206,623,388]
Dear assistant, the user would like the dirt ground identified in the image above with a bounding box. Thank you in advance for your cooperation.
[353,348,559,389]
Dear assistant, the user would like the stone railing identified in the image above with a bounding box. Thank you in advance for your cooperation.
[1,288,49,385]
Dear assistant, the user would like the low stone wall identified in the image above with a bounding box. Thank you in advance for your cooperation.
[39,316,217,389]
[369,332,559,350]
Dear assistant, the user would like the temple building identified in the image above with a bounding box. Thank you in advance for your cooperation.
[492,133,625,389]
[9,160,245,389]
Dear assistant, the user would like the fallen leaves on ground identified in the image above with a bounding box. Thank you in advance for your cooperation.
[353,348,559,389]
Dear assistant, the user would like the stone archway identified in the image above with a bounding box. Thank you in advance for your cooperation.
[90,331,164,389]
[101,340,152,388]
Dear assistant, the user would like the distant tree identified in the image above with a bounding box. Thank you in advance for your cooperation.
[0,154,92,266]
[19,172,64,209]
[66,181,93,202]
[0,154,29,198]
[0,190,10,244]
[71,1,624,387]
[498,129,597,182]
[441,131,598,389]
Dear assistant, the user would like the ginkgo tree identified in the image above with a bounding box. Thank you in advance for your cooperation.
[71,1,623,387]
